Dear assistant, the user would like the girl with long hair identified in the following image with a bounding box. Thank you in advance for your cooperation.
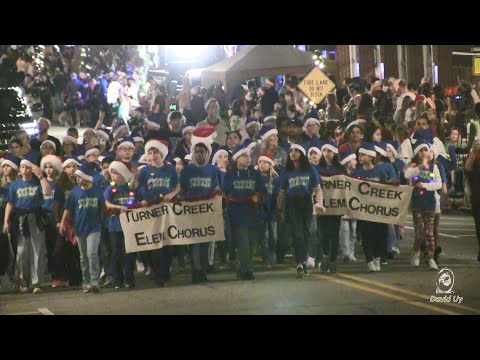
[277,145,325,277]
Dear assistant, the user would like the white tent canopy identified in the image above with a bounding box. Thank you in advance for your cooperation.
[201,45,314,94]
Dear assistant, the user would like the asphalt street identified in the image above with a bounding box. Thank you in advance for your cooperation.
[1,212,478,315]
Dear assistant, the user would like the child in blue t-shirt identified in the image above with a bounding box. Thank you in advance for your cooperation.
[339,150,359,264]
[0,156,19,287]
[135,140,180,287]
[105,161,137,288]
[223,144,267,280]
[352,143,388,273]
[60,163,104,293]
[256,152,279,267]
[180,142,221,284]
[3,158,52,294]
[404,141,442,270]
[210,149,229,268]
[277,144,325,278]
[315,142,344,273]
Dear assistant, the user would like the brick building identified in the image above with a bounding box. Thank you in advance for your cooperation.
[332,45,479,87]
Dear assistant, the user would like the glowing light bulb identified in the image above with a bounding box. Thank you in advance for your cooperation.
[110,181,115,186]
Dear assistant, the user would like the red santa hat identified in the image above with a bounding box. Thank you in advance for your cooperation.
[108,161,134,183]
[191,125,217,146]
[256,151,275,167]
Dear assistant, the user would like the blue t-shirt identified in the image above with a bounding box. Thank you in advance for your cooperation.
[137,164,178,201]
[8,179,43,209]
[0,183,11,228]
[42,179,65,214]
[223,168,267,228]
[260,174,279,221]
[64,185,104,238]
[104,183,133,232]
[180,164,219,198]
[411,163,437,211]
[352,166,387,183]
[279,165,320,198]
[447,144,457,170]
[377,162,399,182]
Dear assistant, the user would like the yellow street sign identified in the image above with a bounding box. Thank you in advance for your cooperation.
[473,56,480,76]
[298,67,336,104]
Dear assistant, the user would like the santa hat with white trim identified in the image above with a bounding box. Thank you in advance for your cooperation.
[339,149,357,166]
[289,144,306,156]
[40,154,63,175]
[116,136,135,149]
[131,131,144,144]
[307,146,322,158]
[192,125,217,146]
[232,143,253,161]
[258,125,278,142]
[303,118,321,131]
[112,121,130,138]
[75,162,96,182]
[256,151,275,167]
[373,141,388,157]
[108,161,134,183]
[85,147,101,159]
[321,140,339,154]
[263,115,276,126]
[212,149,229,165]
[41,140,56,151]
[359,142,377,157]
[413,139,431,156]
[96,128,110,141]
[20,152,37,168]
[182,126,195,136]
[2,154,21,172]
[184,153,192,162]
[385,140,398,157]
[145,139,169,160]
[245,118,260,130]
[62,135,78,146]
[204,98,218,111]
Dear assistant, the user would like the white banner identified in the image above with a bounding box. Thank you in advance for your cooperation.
[318,175,414,225]
[120,196,225,253]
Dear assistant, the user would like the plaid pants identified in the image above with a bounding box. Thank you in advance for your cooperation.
[412,209,435,258]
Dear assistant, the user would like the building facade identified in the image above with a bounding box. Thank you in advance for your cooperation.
[333,45,479,87]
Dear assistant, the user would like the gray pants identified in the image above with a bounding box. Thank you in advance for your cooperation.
[232,226,258,275]
[76,232,101,287]
[16,214,46,287]
[340,218,357,258]
[208,242,215,266]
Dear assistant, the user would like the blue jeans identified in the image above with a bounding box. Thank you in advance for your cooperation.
[339,218,357,258]
[231,226,258,275]
[110,231,136,286]
[76,232,101,287]
[190,243,209,273]
[258,220,277,265]
[286,196,312,265]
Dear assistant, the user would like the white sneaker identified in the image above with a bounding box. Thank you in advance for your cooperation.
[428,258,438,270]
[367,261,376,272]
[392,247,400,255]
[145,267,151,276]
[411,251,420,267]
[373,258,381,272]
[317,262,322,271]
[306,257,315,269]
[136,260,145,273]
[348,254,357,262]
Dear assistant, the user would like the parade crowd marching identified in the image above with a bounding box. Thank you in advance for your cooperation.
[1,46,480,295]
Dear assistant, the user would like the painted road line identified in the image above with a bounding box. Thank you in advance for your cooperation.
[37,307,55,315]
[336,273,480,315]
[404,226,459,238]
[311,273,460,315]
[6,311,40,315]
